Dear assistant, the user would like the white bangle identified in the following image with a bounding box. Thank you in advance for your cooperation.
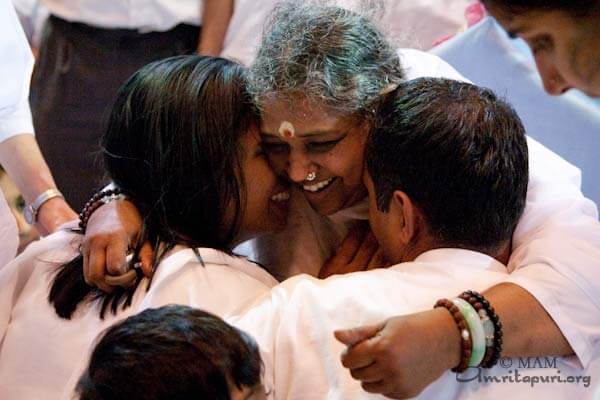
[452,298,486,367]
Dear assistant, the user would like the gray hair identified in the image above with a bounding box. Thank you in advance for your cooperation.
[248,1,405,116]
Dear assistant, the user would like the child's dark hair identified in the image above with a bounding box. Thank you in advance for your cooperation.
[75,305,263,400]
[49,55,259,318]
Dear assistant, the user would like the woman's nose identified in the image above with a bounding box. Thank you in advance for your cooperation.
[536,57,572,95]
[286,149,312,182]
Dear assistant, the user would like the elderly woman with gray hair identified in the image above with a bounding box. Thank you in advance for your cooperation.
[80,2,599,398]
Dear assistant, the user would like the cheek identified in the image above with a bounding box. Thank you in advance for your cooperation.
[319,136,367,182]
[328,148,365,184]
[265,153,289,176]
[245,160,275,198]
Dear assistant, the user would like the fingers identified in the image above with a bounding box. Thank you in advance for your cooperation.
[106,236,129,275]
[367,247,387,270]
[84,241,114,293]
[350,364,383,383]
[104,269,138,288]
[351,230,378,269]
[334,322,383,347]
[138,242,154,278]
[361,380,388,395]
[319,224,377,279]
[319,224,371,278]
[335,224,368,265]
[340,339,379,370]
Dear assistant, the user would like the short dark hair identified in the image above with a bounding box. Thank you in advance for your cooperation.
[481,0,600,17]
[76,305,262,400]
[367,78,528,254]
[49,56,259,319]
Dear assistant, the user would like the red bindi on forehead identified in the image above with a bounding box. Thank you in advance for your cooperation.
[278,121,296,139]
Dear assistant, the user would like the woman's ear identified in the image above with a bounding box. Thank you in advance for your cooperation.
[390,190,418,245]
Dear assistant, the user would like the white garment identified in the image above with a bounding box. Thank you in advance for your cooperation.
[40,0,201,32]
[0,229,276,400]
[252,48,600,368]
[0,0,35,143]
[234,249,600,399]
[0,192,18,268]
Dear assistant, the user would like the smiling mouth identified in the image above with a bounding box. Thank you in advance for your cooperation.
[302,177,335,193]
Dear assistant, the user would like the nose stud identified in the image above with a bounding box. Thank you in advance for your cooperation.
[306,172,317,182]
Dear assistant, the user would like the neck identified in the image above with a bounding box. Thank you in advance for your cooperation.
[400,238,511,266]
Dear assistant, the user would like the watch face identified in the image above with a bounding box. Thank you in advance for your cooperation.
[23,206,34,225]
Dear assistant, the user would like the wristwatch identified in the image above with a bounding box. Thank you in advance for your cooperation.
[23,189,64,225]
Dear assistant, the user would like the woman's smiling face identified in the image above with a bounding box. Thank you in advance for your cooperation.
[260,96,369,216]
[230,126,291,244]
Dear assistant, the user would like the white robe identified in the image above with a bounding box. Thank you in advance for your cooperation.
[0,0,34,268]
[252,48,600,370]
[0,192,17,269]
[0,229,276,400]
[234,249,600,399]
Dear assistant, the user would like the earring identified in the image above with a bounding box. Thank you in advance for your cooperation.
[306,171,317,182]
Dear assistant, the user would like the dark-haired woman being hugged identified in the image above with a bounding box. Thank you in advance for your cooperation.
[0,55,288,399]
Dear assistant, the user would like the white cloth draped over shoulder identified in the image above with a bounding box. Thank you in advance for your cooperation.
[252,48,600,369]
[0,229,276,400]
[233,249,600,399]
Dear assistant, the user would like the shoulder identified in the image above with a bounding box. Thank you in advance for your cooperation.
[396,48,469,82]
[3,228,81,277]
[138,247,276,316]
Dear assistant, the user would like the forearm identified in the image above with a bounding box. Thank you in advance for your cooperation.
[0,133,57,203]
[197,0,234,56]
[0,133,77,232]
[483,282,573,357]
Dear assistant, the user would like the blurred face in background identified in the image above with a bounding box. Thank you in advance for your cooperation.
[486,4,600,97]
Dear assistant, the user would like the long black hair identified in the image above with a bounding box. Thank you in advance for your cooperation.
[49,56,259,319]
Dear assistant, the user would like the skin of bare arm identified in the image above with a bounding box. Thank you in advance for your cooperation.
[0,133,77,234]
[336,282,573,399]
[196,0,234,56]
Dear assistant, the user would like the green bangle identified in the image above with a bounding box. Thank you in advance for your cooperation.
[452,298,486,367]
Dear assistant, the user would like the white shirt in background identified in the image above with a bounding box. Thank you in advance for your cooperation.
[40,0,202,32]
[0,229,276,400]
[0,0,33,267]
[0,0,35,143]
[221,0,472,65]
[234,249,599,399]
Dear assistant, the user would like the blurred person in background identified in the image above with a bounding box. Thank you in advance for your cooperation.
[1,0,76,268]
[30,0,234,210]
[481,0,600,97]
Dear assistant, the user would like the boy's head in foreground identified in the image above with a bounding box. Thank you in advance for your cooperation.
[76,305,265,400]
[366,78,529,264]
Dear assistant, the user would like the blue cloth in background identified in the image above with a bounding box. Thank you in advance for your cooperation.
[433,17,600,205]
